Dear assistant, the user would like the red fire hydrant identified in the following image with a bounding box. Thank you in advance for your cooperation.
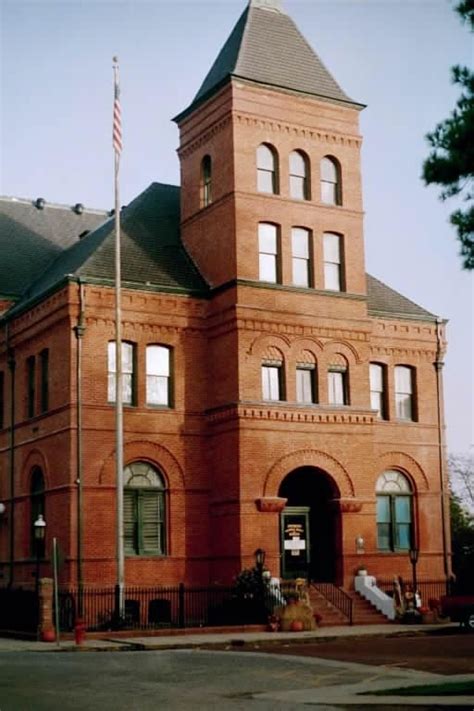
[74,618,86,646]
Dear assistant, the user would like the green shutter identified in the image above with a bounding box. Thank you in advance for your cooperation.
[140,491,161,555]
[124,490,137,554]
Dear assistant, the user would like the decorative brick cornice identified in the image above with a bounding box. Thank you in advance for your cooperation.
[206,402,375,428]
[178,114,233,159]
[235,111,362,148]
[370,345,437,361]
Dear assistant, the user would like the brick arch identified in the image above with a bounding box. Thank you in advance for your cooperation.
[291,336,324,355]
[247,333,291,356]
[21,449,50,493]
[263,449,355,498]
[324,339,362,365]
[99,440,185,489]
[374,451,430,492]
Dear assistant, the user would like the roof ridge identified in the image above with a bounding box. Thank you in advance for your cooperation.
[0,195,107,215]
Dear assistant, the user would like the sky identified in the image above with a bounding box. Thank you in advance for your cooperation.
[0,0,473,455]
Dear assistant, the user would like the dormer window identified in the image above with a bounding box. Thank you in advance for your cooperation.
[200,155,212,207]
[257,143,278,194]
[289,150,310,200]
[320,156,342,205]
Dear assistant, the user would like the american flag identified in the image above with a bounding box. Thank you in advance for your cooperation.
[113,59,122,155]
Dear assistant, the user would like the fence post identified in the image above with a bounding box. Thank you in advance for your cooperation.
[178,583,185,628]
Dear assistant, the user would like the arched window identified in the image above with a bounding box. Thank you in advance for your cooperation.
[124,462,166,556]
[257,143,278,194]
[30,467,45,557]
[320,156,341,205]
[200,155,212,207]
[289,150,310,200]
[376,470,413,551]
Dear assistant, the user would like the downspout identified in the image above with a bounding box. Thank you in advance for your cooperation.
[435,317,451,579]
[6,322,15,588]
[73,280,85,615]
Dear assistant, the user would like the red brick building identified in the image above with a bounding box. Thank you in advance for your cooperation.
[0,0,450,592]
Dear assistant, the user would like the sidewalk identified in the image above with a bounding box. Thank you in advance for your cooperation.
[0,621,458,652]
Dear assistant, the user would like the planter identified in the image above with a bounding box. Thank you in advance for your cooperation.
[290,619,304,632]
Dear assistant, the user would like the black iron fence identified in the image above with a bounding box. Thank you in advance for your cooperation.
[0,587,39,634]
[376,578,448,604]
[57,583,292,632]
[313,582,353,625]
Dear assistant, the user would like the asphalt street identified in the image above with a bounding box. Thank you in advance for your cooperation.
[0,649,463,710]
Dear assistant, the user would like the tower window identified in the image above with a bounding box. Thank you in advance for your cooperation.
[200,155,212,207]
[320,156,341,205]
[257,143,278,194]
[26,356,35,419]
[323,232,344,291]
[258,223,280,283]
[289,150,310,200]
[291,227,311,287]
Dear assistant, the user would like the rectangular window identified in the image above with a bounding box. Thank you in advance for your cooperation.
[26,356,35,418]
[258,223,279,283]
[328,369,347,405]
[262,364,282,401]
[146,345,172,406]
[40,349,49,413]
[395,365,414,420]
[323,232,343,291]
[292,228,311,287]
[370,363,386,419]
[108,341,135,405]
[0,371,4,429]
[296,367,316,404]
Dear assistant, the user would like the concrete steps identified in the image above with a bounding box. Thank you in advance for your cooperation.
[308,584,390,627]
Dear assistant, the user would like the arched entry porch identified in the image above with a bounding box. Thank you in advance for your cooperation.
[279,467,342,584]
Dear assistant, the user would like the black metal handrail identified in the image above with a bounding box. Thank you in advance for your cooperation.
[313,582,353,625]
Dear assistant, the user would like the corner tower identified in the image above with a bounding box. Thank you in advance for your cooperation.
[174,0,367,295]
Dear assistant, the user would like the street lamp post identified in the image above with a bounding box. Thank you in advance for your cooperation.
[409,546,419,609]
[34,514,46,596]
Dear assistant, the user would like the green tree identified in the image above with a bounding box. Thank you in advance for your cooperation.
[422,1,474,269]
[450,493,474,593]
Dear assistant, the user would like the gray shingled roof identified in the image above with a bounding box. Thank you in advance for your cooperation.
[1,184,435,323]
[366,274,437,321]
[175,1,362,122]
[7,183,208,315]
[0,197,106,299]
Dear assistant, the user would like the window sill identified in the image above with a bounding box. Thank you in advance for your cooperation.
[125,554,167,559]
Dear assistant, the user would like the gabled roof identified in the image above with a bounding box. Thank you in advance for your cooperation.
[7,183,208,315]
[366,274,437,322]
[175,0,363,122]
[0,196,106,299]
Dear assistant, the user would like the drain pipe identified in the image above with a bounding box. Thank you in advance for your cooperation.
[6,322,15,587]
[435,318,451,579]
[73,280,86,615]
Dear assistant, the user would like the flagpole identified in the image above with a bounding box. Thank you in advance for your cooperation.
[113,56,124,623]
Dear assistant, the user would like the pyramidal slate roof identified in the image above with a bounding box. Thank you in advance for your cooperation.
[175,0,362,122]
[0,196,107,299]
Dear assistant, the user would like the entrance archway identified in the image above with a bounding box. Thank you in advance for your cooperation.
[279,467,341,583]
